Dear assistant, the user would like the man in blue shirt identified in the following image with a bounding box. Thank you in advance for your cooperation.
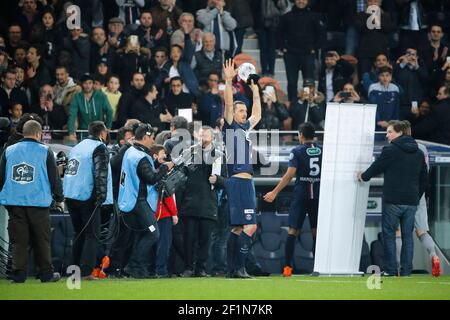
[264,122,322,277]
[222,59,261,278]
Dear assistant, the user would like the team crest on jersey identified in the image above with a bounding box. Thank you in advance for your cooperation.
[306,147,321,156]
[12,163,35,184]
[289,152,294,160]
[65,159,80,176]
[244,209,254,221]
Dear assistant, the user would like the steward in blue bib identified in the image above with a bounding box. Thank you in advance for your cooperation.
[116,124,172,278]
[63,137,113,205]
[0,120,63,283]
[63,121,111,278]
[0,139,63,207]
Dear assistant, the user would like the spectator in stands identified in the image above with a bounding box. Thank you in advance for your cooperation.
[8,103,23,129]
[38,9,60,73]
[196,0,238,58]
[394,47,429,119]
[13,65,26,91]
[180,126,226,277]
[109,125,134,156]
[289,79,326,130]
[251,0,289,77]
[361,53,392,96]
[133,10,169,53]
[156,44,200,96]
[407,99,431,140]
[129,82,169,131]
[150,0,183,35]
[259,85,289,130]
[333,83,362,104]
[278,0,326,101]
[0,69,29,116]
[68,73,113,143]
[116,0,145,27]
[6,24,23,57]
[319,51,355,102]
[114,36,151,92]
[368,66,400,132]
[397,0,429,54]
[61,27,91,80]
[90,27,116,73]
[171,12,203,64]
[107,17,128,49]
[355,0,395,78]
[149,46,170,84]
[192,33,223,87]
[163,77,196,117]
[13,45,28,69]
[26,44,51,109]
[94,58,111,84]
[422,24,448,72]
[117,72,146,126]
[54,65,81,115]
[102,75,122,125]
[199,71,223,127]
[37,84,68,136]
[412,85,450,145]
[17,0,41,40]
[225,0,253,55]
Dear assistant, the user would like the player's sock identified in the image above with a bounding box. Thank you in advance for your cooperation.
[227,233,239,274]
[419,233,437,259]
[285,234,296,267]
[395,235,402,269]
[235,232,252,270]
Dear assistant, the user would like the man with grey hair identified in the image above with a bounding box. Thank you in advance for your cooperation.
[0,120,63,283]
[171,12,203,64]
[191,32,223,86]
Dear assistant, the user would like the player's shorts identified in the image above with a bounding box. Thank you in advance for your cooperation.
[414,194,429,232]
[288,184,319,230]
[226,176,256,226]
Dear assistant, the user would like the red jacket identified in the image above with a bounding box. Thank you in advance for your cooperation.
[155,194,178,220]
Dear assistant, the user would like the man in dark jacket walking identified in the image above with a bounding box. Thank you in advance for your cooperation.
[358,120,427,277]
[180,126,227,277]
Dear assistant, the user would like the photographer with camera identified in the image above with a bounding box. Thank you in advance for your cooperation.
[37,84,68,141]
[63,121,113,280]
[118,123,174,278]
[179,126,227,277]
[333,83,362,104]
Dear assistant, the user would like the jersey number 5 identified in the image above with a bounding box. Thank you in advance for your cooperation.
[309,157,320,176]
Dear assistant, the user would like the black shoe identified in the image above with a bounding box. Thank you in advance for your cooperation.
[195,270,209,277]
[41,272,61,283]
[11,272,26,284]
[155,274,171,279]
[381,271,397,277]
[211,271,226,277]
[250,268,271,276]
[226,272,234,278]
[181,269,194,277]
[233,268,252,279]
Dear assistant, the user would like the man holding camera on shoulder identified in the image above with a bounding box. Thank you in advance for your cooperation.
[118,123,174,279]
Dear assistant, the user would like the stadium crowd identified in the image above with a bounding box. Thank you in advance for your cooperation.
[0,0,448,281]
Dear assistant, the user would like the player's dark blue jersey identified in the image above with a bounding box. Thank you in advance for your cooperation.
[223,119,253,176]
[288,142,322,188]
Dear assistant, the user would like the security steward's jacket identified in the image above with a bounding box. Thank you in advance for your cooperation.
[64,136,110,205]
[0,138,63,206]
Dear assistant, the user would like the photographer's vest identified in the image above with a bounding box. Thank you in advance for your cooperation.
[0,141,52,207]
[63,138,113,204]
[118,146,158,213]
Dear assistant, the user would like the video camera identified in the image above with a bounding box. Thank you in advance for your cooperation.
[158,143,202,197]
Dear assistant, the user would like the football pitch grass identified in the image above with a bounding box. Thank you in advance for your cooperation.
[1,275,449,300]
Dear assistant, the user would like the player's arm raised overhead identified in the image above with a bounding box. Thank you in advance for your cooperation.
[223,59,236,125]
[248,79,262,130]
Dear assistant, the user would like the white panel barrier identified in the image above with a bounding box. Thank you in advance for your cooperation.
[313,103,377,276]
